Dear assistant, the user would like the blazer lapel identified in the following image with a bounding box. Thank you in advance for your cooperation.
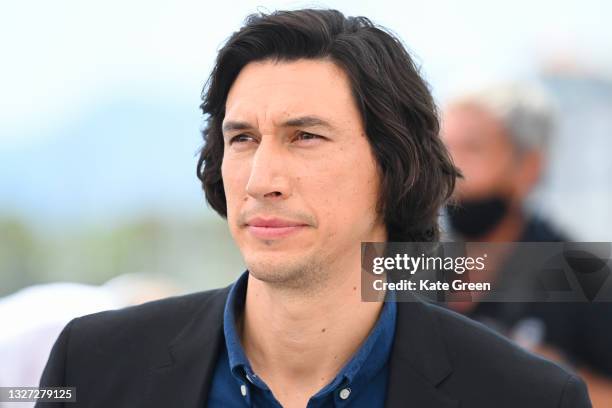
[145,285,231,407]
[385,300,459,408]
[143,283,458,407]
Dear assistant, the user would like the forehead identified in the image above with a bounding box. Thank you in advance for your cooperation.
[224,59,360,129]
[443,104,509,145]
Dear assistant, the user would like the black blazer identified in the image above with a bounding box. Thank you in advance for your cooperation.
[37,284,591,407]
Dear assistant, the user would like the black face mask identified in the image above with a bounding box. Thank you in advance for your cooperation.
[446,196,510,239]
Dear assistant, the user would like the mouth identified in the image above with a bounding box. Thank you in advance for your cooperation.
[245,217,310,240]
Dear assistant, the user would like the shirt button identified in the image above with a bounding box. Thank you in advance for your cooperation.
[339,388,351,400]
[240,384,247,397]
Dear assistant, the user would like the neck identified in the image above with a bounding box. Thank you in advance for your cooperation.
[240,248,383,406]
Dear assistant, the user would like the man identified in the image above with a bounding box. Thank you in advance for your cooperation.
[38,9,591,407]
[442,83,562,244]
[442,83,612,406]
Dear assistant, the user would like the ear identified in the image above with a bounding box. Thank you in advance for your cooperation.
[513,150,543,199]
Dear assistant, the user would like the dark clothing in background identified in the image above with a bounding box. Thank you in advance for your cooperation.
[465,216,612,377]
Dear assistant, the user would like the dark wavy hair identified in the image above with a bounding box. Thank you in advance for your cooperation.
[197,8,460,242]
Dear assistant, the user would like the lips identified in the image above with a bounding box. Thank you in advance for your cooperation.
[245,217,309,239]
[246,217,306,227]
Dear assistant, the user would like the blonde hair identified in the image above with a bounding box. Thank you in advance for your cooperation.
[450,82,556,153]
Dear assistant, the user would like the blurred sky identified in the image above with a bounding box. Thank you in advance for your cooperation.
[1,0,611,231]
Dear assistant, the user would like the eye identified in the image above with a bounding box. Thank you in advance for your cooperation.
[228,134,257,145]
[294,131,322,142]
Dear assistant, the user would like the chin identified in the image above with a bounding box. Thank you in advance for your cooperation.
[246,257,298,282]
[244,253,325,290]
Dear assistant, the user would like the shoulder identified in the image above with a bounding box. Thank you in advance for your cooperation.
[75,285,229,324]
[67,285,230,353]
[423,301,590,406]
[38,285,231,392]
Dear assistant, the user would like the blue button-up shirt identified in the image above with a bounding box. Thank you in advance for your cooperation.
[208,271,397,407]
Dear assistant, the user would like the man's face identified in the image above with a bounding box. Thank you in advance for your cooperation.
[441,104,519,200]
[221,59,386,287]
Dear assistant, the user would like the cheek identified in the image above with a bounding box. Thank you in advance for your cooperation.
[350,145,380,204]
[313,147,380,227]
[221,159,247,217]
[459,155,515,196]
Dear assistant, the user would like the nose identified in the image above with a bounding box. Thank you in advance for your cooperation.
[245,136,292,201]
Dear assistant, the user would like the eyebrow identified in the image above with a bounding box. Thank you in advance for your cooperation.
[222,115,334,133]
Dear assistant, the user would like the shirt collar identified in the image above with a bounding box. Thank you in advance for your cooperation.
[223,270,251,379]
[223,270,397,398]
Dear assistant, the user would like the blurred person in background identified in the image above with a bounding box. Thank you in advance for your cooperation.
[442,82,612,407]
[0,274,179,408]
